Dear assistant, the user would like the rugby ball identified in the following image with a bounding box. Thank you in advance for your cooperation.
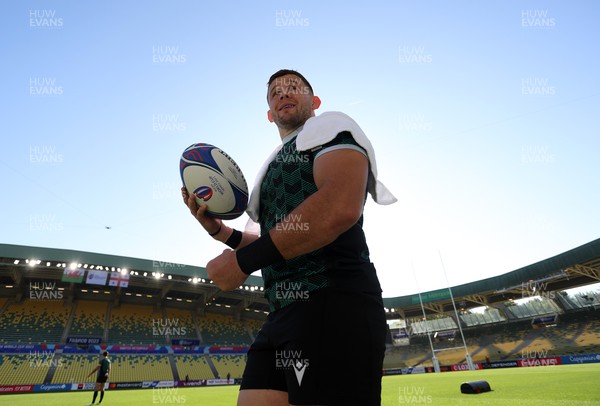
[180,143,248,220]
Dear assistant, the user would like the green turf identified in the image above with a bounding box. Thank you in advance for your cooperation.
[3,364,599,405]
[382,364,600,405]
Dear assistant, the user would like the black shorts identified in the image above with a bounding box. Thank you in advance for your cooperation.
[96,375,108,384]
[240,287,387,405]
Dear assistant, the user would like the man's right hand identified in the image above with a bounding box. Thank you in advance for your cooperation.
[181,187,223,237]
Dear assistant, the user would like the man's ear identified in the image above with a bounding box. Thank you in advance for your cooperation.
[267,110,274,123]
[312,96,321,110]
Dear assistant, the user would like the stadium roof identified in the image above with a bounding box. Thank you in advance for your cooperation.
[1,238,599,320]
[0,243,269,318]
[383,238,600,318]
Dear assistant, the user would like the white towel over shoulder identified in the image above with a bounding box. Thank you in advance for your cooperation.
[245,111,397,225]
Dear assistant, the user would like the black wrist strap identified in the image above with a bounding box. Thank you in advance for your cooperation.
[208,225,222,237]
[225,229,243,249]
[236,232,284,275]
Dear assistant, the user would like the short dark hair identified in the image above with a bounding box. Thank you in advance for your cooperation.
[267,69,314,99]
[102,351,109,357]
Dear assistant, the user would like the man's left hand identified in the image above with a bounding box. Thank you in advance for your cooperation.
[206,249,248,291]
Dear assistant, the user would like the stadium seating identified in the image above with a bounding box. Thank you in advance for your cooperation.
[197,313,252,346]
[53,354,174,383]
[108,303,165,345]
[245,318,264,341]
[0,353,51,385]
[52,353,177,383]
[385,309,600,367]
[174,355,216,380]
[108,354,174,382]
[69,300,107,338]
[0,294,597,384]
[460,308,506,326]
[211,354,246,379]
[51,354,100,384]
[0,299,70,344]
[164,307,200,343]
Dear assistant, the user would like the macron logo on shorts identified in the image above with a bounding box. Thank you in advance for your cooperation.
[293,360,308,386]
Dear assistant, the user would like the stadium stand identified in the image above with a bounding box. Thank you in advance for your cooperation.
[0,353,51,385]
[164,306,200,343]
[503,297,562,319]
[211,354,246,379]
[0,240,598,390]
[0,299,70,344]
[108,354,174,382]
[51,353,176,384]
[69,300,107,338]
[51,354,100,384]
[245,318,264,341]
[384,308,600,368]
[460,307,506,326]
[108,303,165,345]
[173,355,216,381]
[197,313,252,346]
[0,304,597,384]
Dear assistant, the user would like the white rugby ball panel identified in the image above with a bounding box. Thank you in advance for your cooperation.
[211,149,247,192]
[179,143,248,220]
[182,164,236,213]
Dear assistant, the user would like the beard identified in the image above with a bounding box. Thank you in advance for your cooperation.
[273,103,313,132]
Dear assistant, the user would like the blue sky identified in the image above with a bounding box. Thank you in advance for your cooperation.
[1,1,599,298]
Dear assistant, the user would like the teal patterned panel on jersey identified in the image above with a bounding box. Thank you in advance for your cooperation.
[258,131,367,310]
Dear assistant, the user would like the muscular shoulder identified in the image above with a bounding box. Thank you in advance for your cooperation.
[312,131,367,160]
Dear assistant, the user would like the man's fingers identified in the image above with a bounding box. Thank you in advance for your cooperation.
[183,187,219,232]
[186,193,198,212]
[195,202,208,218]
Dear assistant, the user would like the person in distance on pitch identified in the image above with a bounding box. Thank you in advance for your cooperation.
[182,69,396,405]
[87,350,111,405]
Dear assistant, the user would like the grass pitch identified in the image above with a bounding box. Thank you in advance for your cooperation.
[3,364,599,405]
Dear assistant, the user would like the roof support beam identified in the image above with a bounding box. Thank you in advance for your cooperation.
[464,294,489,307]
[204,287,221,305]
[423,302,444,314]
[566,264,600,281]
